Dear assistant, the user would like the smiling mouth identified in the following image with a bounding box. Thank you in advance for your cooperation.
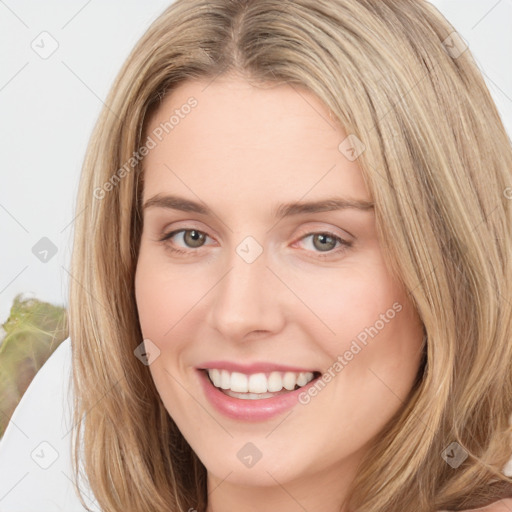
[202,368,322,400]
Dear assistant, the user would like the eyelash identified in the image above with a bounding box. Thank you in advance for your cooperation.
[158,228,352,259]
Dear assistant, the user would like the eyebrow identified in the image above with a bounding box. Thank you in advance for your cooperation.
[142,193,374,218]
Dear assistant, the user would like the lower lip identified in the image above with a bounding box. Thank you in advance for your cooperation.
[197,370,319,421]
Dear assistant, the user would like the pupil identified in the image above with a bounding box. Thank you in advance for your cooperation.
[314,234,335,252]
[186,230,205,247]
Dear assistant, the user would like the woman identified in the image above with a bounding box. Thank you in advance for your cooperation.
[69,1,512,511]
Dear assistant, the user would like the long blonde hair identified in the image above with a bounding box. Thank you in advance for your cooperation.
[69,1,512,510]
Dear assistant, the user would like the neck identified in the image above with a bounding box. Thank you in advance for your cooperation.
[205,452,363,512]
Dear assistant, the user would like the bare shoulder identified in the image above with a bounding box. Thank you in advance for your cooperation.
[463,498,512,511]
[440,499,512,512]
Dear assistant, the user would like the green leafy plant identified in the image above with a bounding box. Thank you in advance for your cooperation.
[0,294,68,438]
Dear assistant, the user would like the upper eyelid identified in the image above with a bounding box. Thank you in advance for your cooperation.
[160,228,215,243]
[296,232,348,245]
[151,208,359,239]
[158,221,218,241]
[158,219,354,240]
[161,228,350,247]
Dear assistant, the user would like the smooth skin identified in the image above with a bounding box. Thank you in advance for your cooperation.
[134,75,511,512]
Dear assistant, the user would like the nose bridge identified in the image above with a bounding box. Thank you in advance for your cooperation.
[207,237,284,340]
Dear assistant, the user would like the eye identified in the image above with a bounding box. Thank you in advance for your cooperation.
[296,232,352,257]
[158,228,352,258]
[159,228,213,253]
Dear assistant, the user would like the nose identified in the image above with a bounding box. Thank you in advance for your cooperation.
[206,241,286,342]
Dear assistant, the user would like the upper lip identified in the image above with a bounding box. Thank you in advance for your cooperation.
[197,360,320,374]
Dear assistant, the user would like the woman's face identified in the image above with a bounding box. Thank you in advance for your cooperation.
[135,76,424,504]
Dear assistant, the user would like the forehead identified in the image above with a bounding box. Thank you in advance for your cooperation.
[142,77,370,205]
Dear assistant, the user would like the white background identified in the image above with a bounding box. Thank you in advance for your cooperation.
[1,0,511,326]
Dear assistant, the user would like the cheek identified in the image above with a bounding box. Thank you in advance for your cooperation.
[134,249,208,339]
[283,259,406,348]
[135,264,170,339]
[287,256,424,395]
[134,254,197,412]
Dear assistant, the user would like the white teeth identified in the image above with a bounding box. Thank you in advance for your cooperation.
[230,372,248,392]
[283,372,297,391]
[267,371,283,392]
[248,373,267,394]
[206,369,315,394]
[220,369,230,389]
[209,368,221,388]
[296,372,308,387]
